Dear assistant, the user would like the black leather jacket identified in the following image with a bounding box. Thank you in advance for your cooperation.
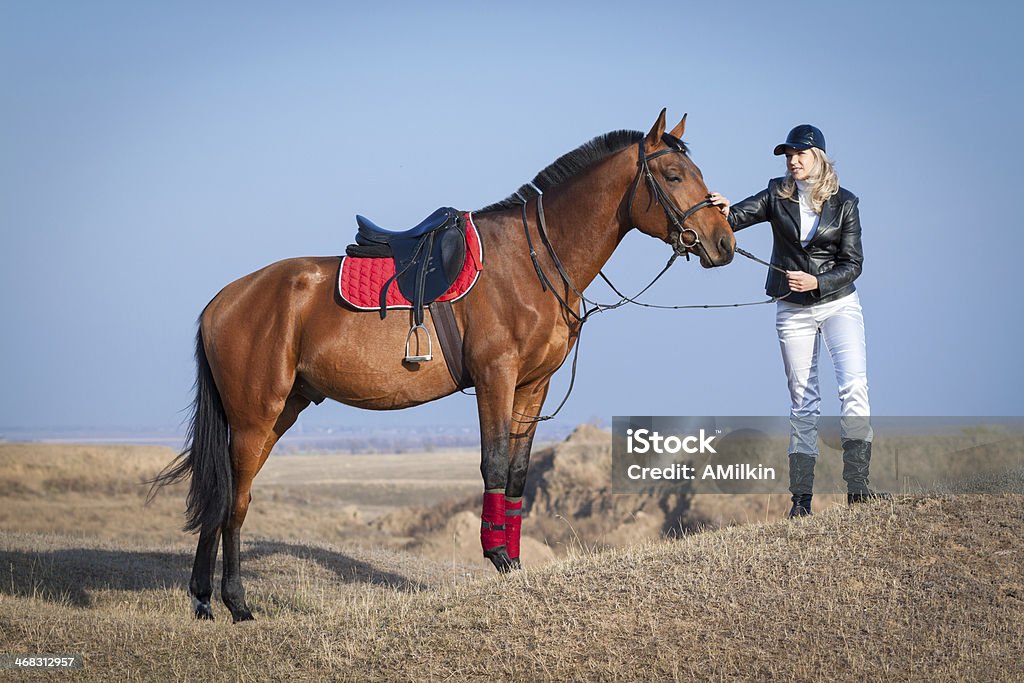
[728,178,863,306]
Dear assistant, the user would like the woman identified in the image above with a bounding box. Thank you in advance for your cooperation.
[709,124,886,518]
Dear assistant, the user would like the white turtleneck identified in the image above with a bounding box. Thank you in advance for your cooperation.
[795,179,820,246]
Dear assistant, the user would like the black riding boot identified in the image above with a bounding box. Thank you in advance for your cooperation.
[788,453,815,518]
[842,439,891,503]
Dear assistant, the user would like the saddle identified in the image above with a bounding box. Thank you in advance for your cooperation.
[344,207,471,369]
[354,207,455,245]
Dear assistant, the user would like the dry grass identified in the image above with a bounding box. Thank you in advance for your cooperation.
[2,494,1022,681]
[1,441,1023,681]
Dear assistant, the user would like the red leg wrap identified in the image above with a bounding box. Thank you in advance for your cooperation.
[480,491,506,552]
[504,496,523,559]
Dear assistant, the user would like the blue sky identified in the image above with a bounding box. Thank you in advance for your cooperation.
[2,1,1022,433]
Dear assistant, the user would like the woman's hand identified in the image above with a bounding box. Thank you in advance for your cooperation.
[707,192,730,216]
[786,271,819,293]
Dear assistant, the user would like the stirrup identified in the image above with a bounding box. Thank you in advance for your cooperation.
[404,324,433,363]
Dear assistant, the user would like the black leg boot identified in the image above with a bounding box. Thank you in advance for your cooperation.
[788,453,815,518]
[842,439,891,504]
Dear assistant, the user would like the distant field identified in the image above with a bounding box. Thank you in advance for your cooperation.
[255,449,482,517]
[0,443,489,558]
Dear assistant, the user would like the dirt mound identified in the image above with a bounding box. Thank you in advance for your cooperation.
[404,509,557,567]
[380,424,694,563]
[522,423,693,549]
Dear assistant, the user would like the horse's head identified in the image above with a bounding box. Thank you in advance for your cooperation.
[627,109,735,268]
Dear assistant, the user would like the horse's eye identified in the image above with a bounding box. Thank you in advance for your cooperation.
[667,175,682,183]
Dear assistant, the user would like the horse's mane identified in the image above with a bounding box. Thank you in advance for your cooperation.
[478,129,685,213]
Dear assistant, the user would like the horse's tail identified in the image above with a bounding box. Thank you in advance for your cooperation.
[147,325,233,536]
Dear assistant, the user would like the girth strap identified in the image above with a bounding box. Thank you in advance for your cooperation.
[429,300,474,389]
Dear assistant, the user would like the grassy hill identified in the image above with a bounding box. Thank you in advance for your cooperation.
[2,495,1021,680]
[1,441,1022,681]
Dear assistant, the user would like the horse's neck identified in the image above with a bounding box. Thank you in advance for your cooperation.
[539,162,631,294]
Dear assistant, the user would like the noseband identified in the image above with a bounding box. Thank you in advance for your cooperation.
[626,135,717,262]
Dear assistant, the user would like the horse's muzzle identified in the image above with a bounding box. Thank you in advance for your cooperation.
[699,233,736,268]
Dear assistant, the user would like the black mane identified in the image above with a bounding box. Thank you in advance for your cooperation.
[478,129,684,214]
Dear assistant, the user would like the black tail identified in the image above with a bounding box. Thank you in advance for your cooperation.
[147,326,233,535]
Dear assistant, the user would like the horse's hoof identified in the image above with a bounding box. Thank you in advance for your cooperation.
[191,592,215,620]
[193,604,215,621]
[231,609,255,623]
[483,547,521,573]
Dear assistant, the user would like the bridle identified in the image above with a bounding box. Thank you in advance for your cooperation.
[626,133,717,264]
[624,134,792,294]
[509,133,789,423]
[519,133,721,327]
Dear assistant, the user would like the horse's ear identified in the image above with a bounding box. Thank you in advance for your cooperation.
[645,108,668,147]
[668,113,687,139]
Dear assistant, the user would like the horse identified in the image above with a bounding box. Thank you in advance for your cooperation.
[150,109,735,622]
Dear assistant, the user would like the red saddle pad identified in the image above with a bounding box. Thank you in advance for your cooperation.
[338,212,483,310]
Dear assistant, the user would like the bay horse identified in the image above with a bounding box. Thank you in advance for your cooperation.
[150,109,735,622]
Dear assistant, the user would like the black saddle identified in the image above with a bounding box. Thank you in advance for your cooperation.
[345,207,466,340]
[355,207,453,243]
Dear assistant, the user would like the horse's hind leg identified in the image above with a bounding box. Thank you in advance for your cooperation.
[190,530,221,619]
[221,394,310,623]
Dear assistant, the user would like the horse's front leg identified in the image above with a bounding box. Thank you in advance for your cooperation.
[501,378,551,570]
[474,372,517,573]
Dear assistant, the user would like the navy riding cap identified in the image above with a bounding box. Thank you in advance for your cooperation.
[773,124,826,156]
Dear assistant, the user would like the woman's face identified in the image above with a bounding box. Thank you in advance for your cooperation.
[785,148,817,181]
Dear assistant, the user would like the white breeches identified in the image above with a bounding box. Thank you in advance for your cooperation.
[776,291,872,456]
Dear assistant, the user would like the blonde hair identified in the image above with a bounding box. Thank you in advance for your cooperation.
[775,148,839,214]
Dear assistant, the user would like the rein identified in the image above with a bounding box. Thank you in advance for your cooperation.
[511,136,792,424]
